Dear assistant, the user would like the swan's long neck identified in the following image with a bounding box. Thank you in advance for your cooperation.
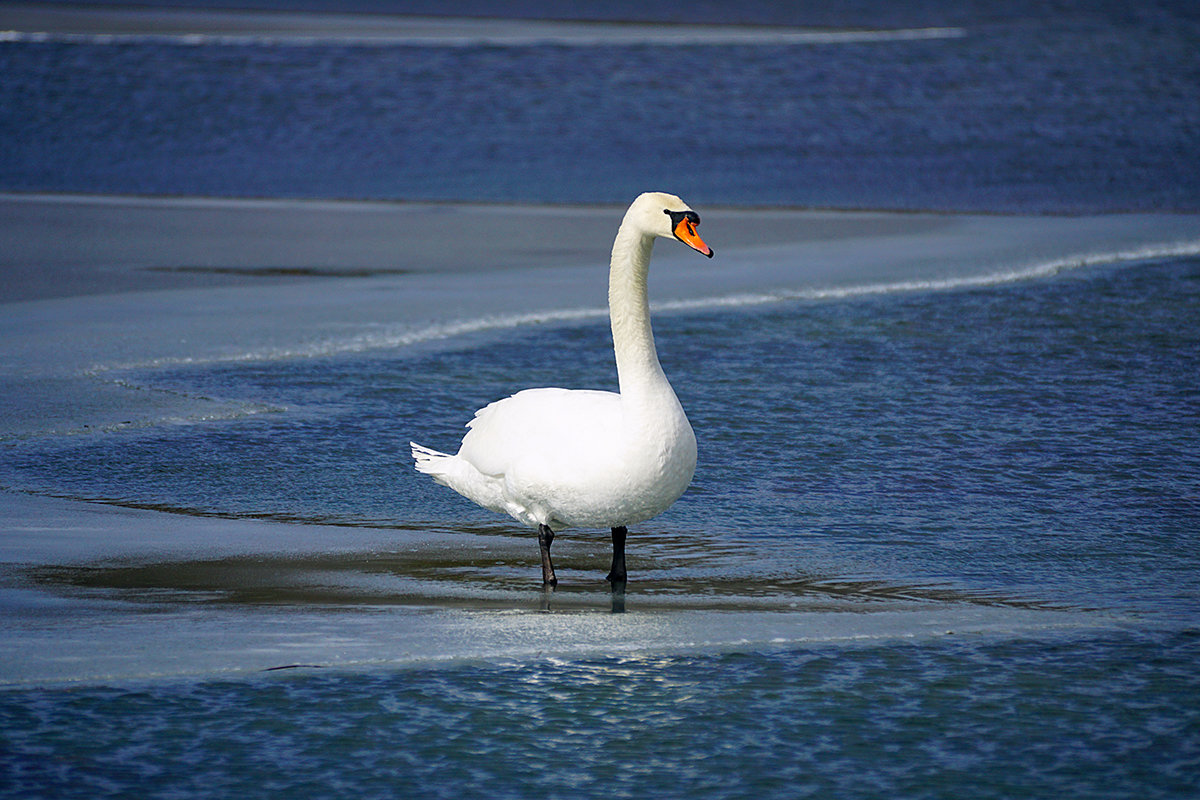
[608,220,669,402]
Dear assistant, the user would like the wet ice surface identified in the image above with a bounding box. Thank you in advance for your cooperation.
[1,494,1105,686]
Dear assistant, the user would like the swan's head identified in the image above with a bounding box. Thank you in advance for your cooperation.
[628,192,714,259]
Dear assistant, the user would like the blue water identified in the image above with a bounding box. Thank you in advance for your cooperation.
[3,5,1200,799]
[2,6,1199,211]
[3,632,1198,800]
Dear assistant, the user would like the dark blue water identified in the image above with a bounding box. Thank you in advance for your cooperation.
[3,5,1200,798]
[3,631,1198,800]
[2,6,1198,210]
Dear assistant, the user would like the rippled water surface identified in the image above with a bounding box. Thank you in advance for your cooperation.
[2,9,1198,210]
[3,632,1199,799]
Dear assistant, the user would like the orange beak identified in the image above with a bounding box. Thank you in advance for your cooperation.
[673,216,714,258]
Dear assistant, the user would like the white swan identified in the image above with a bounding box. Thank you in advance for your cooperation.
[410,192,714,587]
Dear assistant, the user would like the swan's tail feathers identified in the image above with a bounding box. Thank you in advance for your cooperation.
[410,442,455,487]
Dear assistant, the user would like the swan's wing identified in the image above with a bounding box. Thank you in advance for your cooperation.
[457,388,622,477]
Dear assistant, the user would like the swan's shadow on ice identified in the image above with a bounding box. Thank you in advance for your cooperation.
[24,527,1059,615]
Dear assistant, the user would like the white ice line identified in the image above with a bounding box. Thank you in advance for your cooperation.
[95,238,1200,372]
[0,26,966,48]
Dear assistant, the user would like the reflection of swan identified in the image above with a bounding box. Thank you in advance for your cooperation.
[411,192,714,587]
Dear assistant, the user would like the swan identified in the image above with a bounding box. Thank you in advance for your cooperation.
[410,192,714,587]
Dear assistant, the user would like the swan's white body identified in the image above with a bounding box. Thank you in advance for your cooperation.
[411,192,712,534]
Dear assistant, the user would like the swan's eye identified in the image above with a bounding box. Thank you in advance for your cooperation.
[666,208,713,257]
[664,209,701,227]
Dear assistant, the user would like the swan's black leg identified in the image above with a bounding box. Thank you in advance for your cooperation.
[607,526,628,584]
[538,524,558,587]
[608,526,627,612]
